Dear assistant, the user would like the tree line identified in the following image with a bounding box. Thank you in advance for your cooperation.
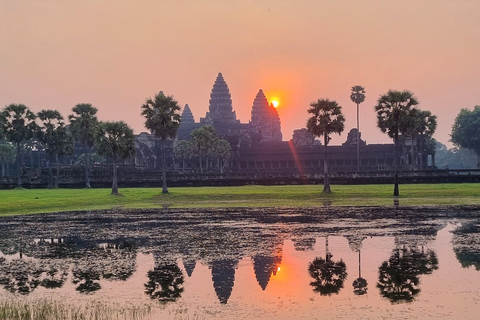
[2,86,480,197]
[306,87,438,196]
[0,91,231,195]
[0,102,137,194]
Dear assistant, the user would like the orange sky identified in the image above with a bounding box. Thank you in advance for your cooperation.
[1,0,479,146]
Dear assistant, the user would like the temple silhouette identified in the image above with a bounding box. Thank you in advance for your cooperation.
[135,72,436,177]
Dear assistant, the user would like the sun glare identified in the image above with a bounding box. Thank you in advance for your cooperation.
[272,100,279,108]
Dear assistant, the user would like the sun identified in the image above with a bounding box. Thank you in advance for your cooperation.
[271,100,279,108]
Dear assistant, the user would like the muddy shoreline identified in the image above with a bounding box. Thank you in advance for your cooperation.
[4,204,480,221]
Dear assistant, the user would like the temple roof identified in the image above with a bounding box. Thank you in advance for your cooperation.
[208,73,237,124]
[180,104,195,125]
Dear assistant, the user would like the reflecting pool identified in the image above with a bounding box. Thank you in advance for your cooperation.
[0,208,479,319]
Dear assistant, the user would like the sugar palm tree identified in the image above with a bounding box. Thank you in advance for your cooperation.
[141,91,181,193]
[0,104,38,187]
[375,90,418,196]
[350,85,366,172]
[69,103,99,188]
[307,99,345,193]
[37,109,70,188]
[94,121,135,195]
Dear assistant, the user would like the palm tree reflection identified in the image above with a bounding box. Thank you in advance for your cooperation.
[346,234,368,295]
[308,237,347,296]
[145,263,184,303]
[377,246,438,303]
[72,262,102,294]
[40,261,69,289]
[0,258,43,295]
[353,250,368,295]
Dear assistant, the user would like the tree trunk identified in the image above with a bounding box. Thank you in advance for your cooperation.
[1,162,5,177]
[111,155,118,195]
[85,147,91,188]
[358,250,362,278]
[54,153,60,188]
[199,155,203,174]
[161,138,168,193]
[29,149,33,169]
[48,153,53,188]
[323,135,331,193]
[419,135,424,168]
[410,136,416,171]
[16,143,22,188]
[182,159,185,174]
[393,134,399,196]
[356,102,360,173]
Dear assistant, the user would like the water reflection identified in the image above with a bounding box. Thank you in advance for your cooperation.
[352,251,368,295]
[145,263,184,303]
[308,237,347,295]
[72,262,102,294]
[0,209,478,319]
[211,259,238,304]
[377,246,439,303]
[452,221,480,270]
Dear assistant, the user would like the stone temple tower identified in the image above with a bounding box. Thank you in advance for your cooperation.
[177,104,201,140]
[202,73,238,129]
[250,89,282,142]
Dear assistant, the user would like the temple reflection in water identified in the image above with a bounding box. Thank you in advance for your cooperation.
[0,209,480,318]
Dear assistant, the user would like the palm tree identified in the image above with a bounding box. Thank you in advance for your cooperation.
[0,104,38,188]
[141,92,181,193]
[94,121,135,195]
[375,90,419,196]
[350,85,366,172]
[307,99,345,193]
[37,109,69,188]
[69,103,99,188]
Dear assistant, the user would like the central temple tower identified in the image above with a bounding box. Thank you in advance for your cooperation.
[202,73,238,126]
[250,89,282,142]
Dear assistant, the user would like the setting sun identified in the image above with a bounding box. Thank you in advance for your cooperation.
[272,100,279,108]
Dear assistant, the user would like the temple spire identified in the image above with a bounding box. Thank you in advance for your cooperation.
[250,89,282,142]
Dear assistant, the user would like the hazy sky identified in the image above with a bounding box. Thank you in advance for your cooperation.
[1,0,479,146]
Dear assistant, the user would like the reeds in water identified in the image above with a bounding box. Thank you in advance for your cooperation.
[0,299,154,320]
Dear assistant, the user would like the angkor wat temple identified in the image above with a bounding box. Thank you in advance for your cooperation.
[135,73,436,177]
[0,73,439,188]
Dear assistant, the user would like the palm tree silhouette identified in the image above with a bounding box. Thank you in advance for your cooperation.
[353,250,368,295]
[308,237,348,295]
[145,263,184,303]
[377,246,438,303]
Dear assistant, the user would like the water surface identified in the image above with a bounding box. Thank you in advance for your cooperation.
[0,208,479,319]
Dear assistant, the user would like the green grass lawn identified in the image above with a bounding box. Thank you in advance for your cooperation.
[1,183,479,216]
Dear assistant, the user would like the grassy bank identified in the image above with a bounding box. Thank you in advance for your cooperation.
[1,183,479,216]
